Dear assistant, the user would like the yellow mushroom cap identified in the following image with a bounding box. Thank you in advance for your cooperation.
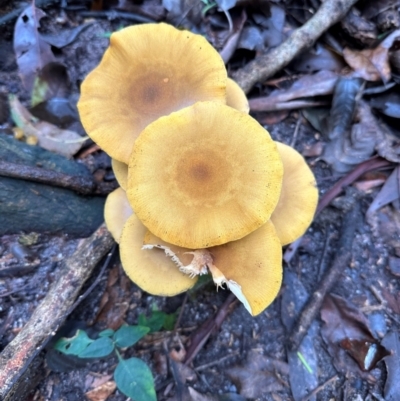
[104,187,133,243]
[112,159,128,190]
[119,214,197,296]
[270,142,318,246]
[78,23,227,164]
[127,101,283,249]
[209,220,282,316]
[226,78,249,114]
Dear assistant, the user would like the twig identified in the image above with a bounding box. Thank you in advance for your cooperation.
[183,293,236,365]
[78,10,155,23]
[0,224,114,399]
[194,351,239,371]
[0,160,96,195]
[301,375,339,401]
[288,204,361,351]
[233,0,359,93]
[290,114,302,148]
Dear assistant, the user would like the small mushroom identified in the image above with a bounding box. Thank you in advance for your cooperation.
[78,23,227,164]
[119,214,197,296]
[104,187,133,243]
[226,78,249,113]
[127,101,283,249]
[270,142,318,245]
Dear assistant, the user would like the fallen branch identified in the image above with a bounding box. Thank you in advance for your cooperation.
[288,203,360,351]
[233,0,359,93]
[0,160,95,195]
[0,224,114,400]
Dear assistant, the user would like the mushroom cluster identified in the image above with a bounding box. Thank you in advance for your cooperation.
[78,23,318,316]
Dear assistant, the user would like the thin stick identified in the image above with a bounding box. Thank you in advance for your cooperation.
[233,0,359,93]
[0,160,95,195]
[288,204,360,351]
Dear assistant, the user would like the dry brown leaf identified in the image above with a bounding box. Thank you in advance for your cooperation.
[9,95,85,158]
[343,29,400,82]
[85,381,116,401]
[13,5,55,92]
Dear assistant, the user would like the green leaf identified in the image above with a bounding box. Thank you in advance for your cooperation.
[54,329,93,355]
[114,325,150,348]
[99,328,115,337]
[163,312,177,331]
[114,357,156,401]
[138,311,165,333]
[78,337,115,358]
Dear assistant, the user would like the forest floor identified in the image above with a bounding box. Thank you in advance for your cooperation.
[1,0,400,400]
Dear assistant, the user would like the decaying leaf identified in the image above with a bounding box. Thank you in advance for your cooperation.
[367,167,400,214]
[226,350,285,398]
[321,294,389,373]
[9,95,85,158]
[93,264,131,330]
[13,5,56,92]
[85,381,116,401]
[40,23,94,48]
[293,44,345,73]
[249,70,338,112]
[343,29,400,82]
[322,101,378,173]
[382,331,400,401]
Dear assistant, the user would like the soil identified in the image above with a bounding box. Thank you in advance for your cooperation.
[1,2,400,401]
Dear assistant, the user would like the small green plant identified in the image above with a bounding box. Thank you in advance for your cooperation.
[200,0,217,15]
[54,324,155,401]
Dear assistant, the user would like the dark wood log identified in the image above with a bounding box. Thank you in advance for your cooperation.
[0,133,105,236]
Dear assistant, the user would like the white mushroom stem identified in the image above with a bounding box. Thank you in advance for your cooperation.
[141,244,252,313]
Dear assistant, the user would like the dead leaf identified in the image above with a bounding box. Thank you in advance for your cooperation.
[321,294,388,372]
[226,350,285,398]
[293,44,345,73]
[9,95,85,158]
[40,23,94,48]
[85,381,116,401]
[249,70,338,112]
[93,264,131,330]
[13,5,55,92]
[367,166,400,214]
[322,101,378,173]
[382,331,400,401]
[343,29,400,82]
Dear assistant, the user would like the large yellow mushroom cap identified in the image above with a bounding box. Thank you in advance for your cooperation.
[270,142,318,245]
[127,101,283,249]
[78,23,227,164]
[120,214,197,296]
[104,187,133,243]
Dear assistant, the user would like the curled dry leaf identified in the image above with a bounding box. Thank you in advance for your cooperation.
[321,294,389,373]
[323,101,378,173]
[85,381,116,401]
[13,5,56,92]
[249,70,338,112]
[9,95,85,158]
[382,332,400,401]
[343,29,400,82]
